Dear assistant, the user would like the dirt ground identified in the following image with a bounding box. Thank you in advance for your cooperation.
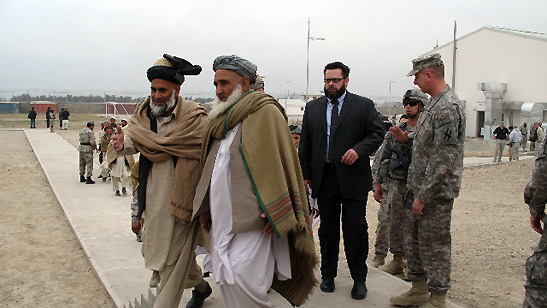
[0,115,540,307]
[0,130,116,308]
[366,156,537,307]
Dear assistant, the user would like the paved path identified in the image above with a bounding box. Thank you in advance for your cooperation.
[22,127,514,308]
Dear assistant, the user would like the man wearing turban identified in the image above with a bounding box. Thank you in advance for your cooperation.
[112,54,211,308]
[193,55,318,307]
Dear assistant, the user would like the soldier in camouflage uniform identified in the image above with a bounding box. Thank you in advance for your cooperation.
[390,53,465,308]
[374,89,428,275]
[371,140,391,268]
[520,122,529,151]
[98,126,114,180]
[523,138,547,308]
[79,121,97,184]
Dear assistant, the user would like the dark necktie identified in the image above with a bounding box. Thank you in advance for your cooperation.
[328,99,339,162]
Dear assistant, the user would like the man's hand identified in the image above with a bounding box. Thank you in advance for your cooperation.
[531,213,545,234]
[304,180,311,196]
[261,212,274,234]
[389,126,409,143]
[312,208,320,218]
[341,149,359,165]
[131,222,141,235]
[199,213,212,233]
[412,198,426,215]
[373,182,384,203]
[111,126,124,152]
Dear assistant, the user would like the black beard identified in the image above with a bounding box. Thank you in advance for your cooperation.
[324,84,346,99]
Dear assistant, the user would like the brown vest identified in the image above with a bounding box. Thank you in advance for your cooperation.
[193,127,266,233]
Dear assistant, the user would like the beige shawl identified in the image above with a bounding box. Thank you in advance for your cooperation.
[126,96,207,223]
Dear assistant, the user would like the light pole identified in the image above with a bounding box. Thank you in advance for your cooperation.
[388,80,395,117]
[306,18,325,103]
[285,81,291,111]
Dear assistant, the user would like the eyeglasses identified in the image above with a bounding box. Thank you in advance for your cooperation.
[403,100,419,107]
[324,78,344,84]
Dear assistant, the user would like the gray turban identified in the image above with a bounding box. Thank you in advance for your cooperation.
[213,55,257,84]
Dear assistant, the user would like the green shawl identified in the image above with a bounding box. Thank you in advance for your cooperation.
[201,91,318,306]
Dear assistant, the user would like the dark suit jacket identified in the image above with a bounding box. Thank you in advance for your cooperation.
[299,91,384,199]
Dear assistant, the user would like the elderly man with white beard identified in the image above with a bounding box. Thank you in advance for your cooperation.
[193,55,318,308]
[112,54,212,308]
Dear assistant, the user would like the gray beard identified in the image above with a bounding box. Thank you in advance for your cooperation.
[207,84,244,121]
[150,92,177,117]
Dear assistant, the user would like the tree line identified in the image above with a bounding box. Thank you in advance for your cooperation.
[11,93,143,103]
[11,93,214,104]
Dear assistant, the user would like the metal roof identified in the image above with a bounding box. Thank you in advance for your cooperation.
[430,26,547,54]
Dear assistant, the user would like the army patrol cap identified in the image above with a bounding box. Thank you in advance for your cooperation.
[403,88,429,105]
[407,53,444,76]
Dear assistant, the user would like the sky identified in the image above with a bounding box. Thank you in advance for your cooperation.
[1,0,546,103]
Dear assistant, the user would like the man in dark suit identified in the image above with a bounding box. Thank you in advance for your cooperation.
[299,61,384,300]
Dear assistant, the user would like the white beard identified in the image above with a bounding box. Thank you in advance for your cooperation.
[150,92,177,117]
[207,84,244,121]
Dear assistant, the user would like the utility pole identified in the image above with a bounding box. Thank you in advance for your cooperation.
[305,18,325,103]
[388,80,395,117]
[452,20,457,90]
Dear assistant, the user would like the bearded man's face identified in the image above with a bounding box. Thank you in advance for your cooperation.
[323,68,348,100]
[150,79,180,117]
[214,69,247,102]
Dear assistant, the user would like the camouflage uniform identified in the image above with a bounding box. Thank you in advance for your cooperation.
[79,127,96,178]
[377,122,416,258]
[523,138,547,308]
[372,141,390,259]
[406,85,465,295]
[99,131,112,163]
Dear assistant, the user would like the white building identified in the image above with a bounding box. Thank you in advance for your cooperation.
[421,26,547,140]
[278,98,307,124]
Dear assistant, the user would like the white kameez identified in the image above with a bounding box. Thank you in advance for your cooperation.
[209,124,291,308]
[110,156,130,192]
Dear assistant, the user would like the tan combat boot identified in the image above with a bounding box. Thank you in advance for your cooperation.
[370,255,385,268]
[390,280,429,306]
[421,294,446,308]
[380,254,405,274]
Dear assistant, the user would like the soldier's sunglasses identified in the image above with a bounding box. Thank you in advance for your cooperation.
[403,100,419,107]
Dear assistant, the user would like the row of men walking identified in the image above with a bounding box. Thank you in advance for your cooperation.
[78,117,132,198]
[74,52,460,308]
[69,51,545,308]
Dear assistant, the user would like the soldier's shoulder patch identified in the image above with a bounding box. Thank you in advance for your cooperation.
[436,122,457,145]
[435,113,457,145]
[435,113,452,128]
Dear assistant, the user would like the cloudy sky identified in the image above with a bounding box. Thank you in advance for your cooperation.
[1,0,546,102]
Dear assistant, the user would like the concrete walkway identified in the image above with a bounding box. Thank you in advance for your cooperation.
[23,127,520,308]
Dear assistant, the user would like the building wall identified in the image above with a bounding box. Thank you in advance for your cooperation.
[430,28,547,137]
[0,102,20,114]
